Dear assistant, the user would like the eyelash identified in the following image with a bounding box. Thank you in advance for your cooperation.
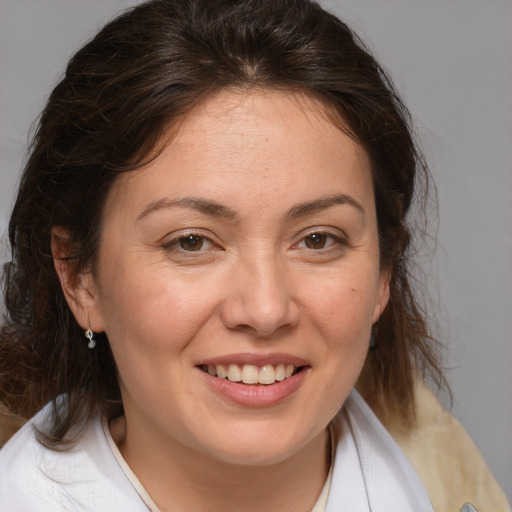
[162,232,216,253]
[294,231,348,252]
[162,229,348,255]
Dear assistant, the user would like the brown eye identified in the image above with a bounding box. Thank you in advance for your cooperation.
[179,235,204,251]
[304,233,328,249]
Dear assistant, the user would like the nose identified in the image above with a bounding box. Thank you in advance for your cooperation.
[220,255,300,337]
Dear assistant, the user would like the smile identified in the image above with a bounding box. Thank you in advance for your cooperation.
[199,363,302,385]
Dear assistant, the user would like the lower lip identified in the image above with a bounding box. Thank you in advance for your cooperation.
[198,368,309,407]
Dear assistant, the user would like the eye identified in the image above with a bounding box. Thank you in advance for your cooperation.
[178,234,207,251]
[303,233,329,249]
[163,232,216,253]
[298,231,344,250]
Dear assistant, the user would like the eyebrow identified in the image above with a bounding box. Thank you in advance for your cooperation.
[286,194,365,220]
[137,193,365,222]
[137,197,238,221]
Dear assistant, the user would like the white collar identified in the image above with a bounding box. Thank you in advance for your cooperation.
[325,390,434,512]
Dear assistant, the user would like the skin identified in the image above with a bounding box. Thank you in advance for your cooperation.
[54,89,389,512]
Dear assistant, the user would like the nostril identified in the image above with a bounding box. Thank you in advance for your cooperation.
[219,277,299,337]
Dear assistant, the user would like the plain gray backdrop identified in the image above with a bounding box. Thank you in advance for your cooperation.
[1,0,511,501]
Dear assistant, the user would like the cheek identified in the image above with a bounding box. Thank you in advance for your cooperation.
[304,278,376,338]
[96,254,226,355]
[299,269,377,391]
[301,281,374,422]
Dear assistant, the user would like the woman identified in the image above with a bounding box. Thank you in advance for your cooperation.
[0,0,508,510]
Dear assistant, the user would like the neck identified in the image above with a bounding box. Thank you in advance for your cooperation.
[110,416,331,512]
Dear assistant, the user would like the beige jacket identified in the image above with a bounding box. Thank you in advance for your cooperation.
[374,380,510,512]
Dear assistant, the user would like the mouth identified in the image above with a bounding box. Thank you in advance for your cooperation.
[198,363,306,386]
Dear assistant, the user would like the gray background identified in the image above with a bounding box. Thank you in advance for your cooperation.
[1,0,511,500]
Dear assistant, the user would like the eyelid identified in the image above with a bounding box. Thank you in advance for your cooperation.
[161,229,220,251]
[294,226,348,242]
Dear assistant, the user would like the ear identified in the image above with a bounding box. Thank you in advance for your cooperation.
[372,268,390,324]
[51,227,105,333]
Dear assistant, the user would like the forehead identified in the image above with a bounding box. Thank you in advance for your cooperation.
[170,88,362,161]
[104,88,374,219]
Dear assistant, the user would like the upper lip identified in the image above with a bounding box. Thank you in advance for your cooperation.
[197,353,310,367]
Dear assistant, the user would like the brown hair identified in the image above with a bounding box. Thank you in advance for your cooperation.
[0,0,445,447]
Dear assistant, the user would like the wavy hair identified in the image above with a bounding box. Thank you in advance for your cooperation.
[0,0,446,447]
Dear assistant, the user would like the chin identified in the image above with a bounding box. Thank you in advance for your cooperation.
[196,422,320,468]
[208,443,299,468]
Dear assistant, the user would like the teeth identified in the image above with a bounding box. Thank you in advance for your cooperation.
[227,364,242,382]
[258,365,276,385]
[241,365,259,384]
[208,363,301,385]
[275,364,286,381]
[216,365,227,379]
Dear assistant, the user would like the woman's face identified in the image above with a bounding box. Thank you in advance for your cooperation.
[83,89,389,465]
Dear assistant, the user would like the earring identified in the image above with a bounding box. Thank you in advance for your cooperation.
[85,328,96,349]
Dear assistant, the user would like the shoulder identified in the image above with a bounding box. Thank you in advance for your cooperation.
[0,403,145,511]
[0,405,56,506]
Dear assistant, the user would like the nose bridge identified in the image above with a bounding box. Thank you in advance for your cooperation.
[221,248,298,336]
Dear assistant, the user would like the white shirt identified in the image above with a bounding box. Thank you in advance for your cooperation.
[0,390,434,511]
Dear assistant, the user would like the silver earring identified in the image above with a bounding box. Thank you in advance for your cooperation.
[85,328,96,349]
